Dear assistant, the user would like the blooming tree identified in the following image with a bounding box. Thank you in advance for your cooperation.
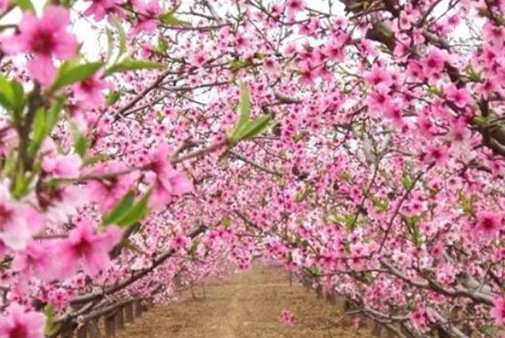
[0,0,505,337]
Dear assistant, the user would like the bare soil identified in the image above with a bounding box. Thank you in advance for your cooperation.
[116,265,368,338]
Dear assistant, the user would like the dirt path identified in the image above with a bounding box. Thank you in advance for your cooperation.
[116,265,366,338]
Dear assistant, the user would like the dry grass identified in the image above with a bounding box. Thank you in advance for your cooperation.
[115,265,369,338]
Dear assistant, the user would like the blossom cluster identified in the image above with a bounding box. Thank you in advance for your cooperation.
[0,0,505,338]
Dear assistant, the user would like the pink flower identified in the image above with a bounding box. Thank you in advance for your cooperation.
[43,186,88,226]
[484,22,505,47]
[366,86,393,115]
[474,211,502,239]
[430,242,444,258]
[263,57,280,76]
[140,42,153,58]
[146,143,193,209]
[131,0,161,34]
[322,36,347,62]
[364,64,392,87]
[56,220,121,277]
[492,295,505,325]
[1,6,77,85]
[298,60,316,85]
[445,85,471,108]
[421,47,448,80]
[87,162,138,213]
[0,0,9,14]
[189,51,208,67]
[12,242,57,281]
[73,74,107,109]
[384,106,405,128]
[447,118,470,147]
[425,144,449,166]
[0,303,45,338]
[171,235,191,251]
[409,306,431,330]
[0,185,30,251]
[279,309,297,326]
[286,0,305,15]
[42,154,82,179]
[84,0,124,22]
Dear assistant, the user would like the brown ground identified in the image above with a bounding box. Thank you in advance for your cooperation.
[116,265,368,338]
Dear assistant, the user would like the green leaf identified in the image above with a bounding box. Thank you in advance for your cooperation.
[229,59,250,72]
[28,101,63,158]
[159,12,188,26]
[105,58,162,76]
[15,0,35,12]
[106,90,121,107]
[222,215,231,228]
[50,61,103,93]
[472,116,488,128]
[1,146,16,178]
[75,133,88,158]
[0,92,12,112]
[0,76,25,114]
[157,36,169,53]
[459,192,475,215]
[403,216,422,246]
[116,191,151,228]
[44,304,58,336]
[189,239,199,258]
[402,174,413,190]
[344,213,357,232]
[236,82,251,134]
[12,170,35,199]
[30,108,47,155]
[102,191,136,226]
[114,17,127,60]
[105,29,114,63]
[237,115,271,140]
[159,5,188,26]
[227,84,273,144]
[0,77,14,111]
[83,152,110,166]
[371,195,389,212]
[10,79,26,113]
[427,86,443,96]
[69,123,88,158]
[60,0,79,8]
[464,65,482,82]
[294,183,314,203]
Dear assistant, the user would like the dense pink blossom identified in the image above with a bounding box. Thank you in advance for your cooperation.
[1,6,77,84]
[55,220,121,277]
[73,74,107,109]
[409,306,433,330]
[492,296,505,325]
[445,85,472,108]
[12,242,56,281]
[87,162,138,213]
[2,0,505,334]
[42,154,82,179]
[473,211,502,239]
[0,303,45,338]
[0,185,30,251]
[83,0,124,22]
[420,47,449,79]
[131,0,161,34]
[171,235,191,251]
[145,143,193,209]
